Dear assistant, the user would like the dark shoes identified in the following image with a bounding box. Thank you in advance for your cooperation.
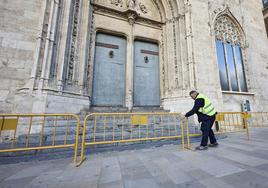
[195,146,208,150]
[195,143,219,150]
[208,142,219,147]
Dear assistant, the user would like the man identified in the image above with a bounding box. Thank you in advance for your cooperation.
[185,90,218,150]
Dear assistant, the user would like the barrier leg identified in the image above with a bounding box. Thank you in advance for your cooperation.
[180,114,185,149]
[185,117,191,150]
[76,116,88,167]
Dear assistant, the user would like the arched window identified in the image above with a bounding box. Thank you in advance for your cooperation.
[215,15,248,92]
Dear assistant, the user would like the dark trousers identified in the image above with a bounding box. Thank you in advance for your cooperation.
[200,116,217,146]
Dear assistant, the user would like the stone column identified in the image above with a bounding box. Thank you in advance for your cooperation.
[162,25,169,96]
[78,0,90,94]
[124,10,138,110]
[165,22,175,91]
[185,0,196,90]
[56,0,72,91]
[39,0,59,89]
[87,29,96,103]
[178,16,187,92]
[125,23,134,110]
[29,0,48,93]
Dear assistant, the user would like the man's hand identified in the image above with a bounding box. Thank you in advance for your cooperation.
[181,115,188,122]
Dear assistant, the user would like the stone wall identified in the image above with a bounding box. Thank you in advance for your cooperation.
[190,0,268,112]
[0,0,44,113]
[0,0,267,114]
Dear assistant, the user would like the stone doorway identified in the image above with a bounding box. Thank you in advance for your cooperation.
[92,33,161,108]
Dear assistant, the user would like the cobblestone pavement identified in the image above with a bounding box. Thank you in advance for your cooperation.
[1,128,268,188]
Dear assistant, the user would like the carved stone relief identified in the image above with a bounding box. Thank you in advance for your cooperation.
[109,0,149,14]
[139,3,148,14]
[127,11,138,25]
[127,0,136,10]
[67,0,80,84]
[110,0,123,7]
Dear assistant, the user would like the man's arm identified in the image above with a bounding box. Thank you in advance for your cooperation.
[185,99,204,117]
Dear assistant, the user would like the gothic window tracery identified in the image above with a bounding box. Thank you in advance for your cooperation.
[215,15,242,45]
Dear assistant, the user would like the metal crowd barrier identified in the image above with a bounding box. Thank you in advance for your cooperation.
[1,112,268,166]
[0,114,81,163]
[184,112,250,149]
[246,112,268,128]
[77,113,185,166]
[215,112,249,136]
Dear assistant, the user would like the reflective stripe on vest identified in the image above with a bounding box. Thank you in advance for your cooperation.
[196,93,216,116]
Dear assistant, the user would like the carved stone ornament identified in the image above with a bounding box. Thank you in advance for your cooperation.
[127,11,138,25]
[214,15,242,45]
[127,0,136,10]
[68,0,80,82]
[139,3,148,14]
[110,0,123,7]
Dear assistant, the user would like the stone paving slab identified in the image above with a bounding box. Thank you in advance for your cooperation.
[0,128,268,188]
[221,170,268,188]
[173,150,244,177]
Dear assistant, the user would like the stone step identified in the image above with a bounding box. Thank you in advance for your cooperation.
[131,106,169,112]
[80,107,129,114]
[79,106,169,115]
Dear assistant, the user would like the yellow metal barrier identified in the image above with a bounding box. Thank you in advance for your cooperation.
[1,112,267,166]
[184,112,250,149]
[246,112,268,128]
[216,112,248,135]
[77,113,184,166]
[0,114,81,163]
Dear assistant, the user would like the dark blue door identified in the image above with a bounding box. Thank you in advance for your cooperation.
[92,33,126,106]
[134,41,160,106]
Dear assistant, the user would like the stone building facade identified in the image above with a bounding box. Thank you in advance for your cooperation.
[0,0,268,114]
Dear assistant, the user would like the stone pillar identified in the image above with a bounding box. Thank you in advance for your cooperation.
[178,16,188,93]
[40,0,59,89]
[125,23,134,110]
[166,22,175,91]
[185,0,196,90]
[78,0,90,94]
[29,0,48,92]
[87,30,96,103]
[159,28,166,101]
[56,0,72,91]
[162,25,169,96]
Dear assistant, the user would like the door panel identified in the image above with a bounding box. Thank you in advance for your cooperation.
[92,33,126,106]
[134,41,160,106]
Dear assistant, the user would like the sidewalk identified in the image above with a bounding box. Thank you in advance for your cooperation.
[1,128,268,188]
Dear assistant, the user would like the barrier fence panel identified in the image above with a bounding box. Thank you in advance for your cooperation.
[216,112,247,134]
[247,112,268,128]
[184,112,250,149]
[2,112,268,166]
[0,114,81,162]
[77,113,184,166]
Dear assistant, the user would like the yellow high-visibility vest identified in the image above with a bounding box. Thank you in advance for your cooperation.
[196,93,216,116]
